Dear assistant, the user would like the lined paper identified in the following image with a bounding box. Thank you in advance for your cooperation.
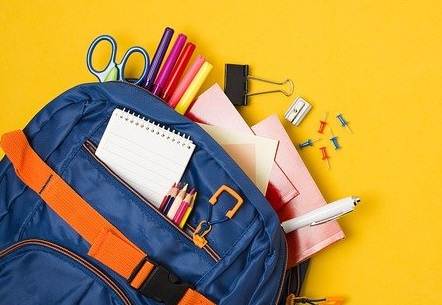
[96,108,195,206]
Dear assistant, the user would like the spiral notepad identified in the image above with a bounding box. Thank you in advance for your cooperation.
[95,108,196,207]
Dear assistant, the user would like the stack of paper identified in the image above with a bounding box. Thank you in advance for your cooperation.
[186,84,345,267]
[199,124,278,195]
[187,84,299,211]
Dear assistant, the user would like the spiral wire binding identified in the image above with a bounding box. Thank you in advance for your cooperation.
[117,108,194,149]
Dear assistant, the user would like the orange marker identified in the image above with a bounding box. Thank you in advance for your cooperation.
[168,55,205,108]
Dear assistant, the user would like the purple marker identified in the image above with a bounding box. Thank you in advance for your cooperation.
[143,27,174,91]
[151,33,187,97]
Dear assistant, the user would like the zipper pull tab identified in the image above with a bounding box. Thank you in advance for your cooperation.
[193,220,211,248]
[319,296,345,305]
[286,295,345,305]
[285,294,296,305]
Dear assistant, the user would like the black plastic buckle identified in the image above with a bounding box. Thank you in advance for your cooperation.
[131,259,193,305]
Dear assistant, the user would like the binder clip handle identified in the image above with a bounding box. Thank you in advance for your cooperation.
[247,76,294,97]
[224,63,294,106]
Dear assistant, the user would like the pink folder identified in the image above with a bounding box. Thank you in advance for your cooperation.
[251,115,345,267]
[187,84,344,267]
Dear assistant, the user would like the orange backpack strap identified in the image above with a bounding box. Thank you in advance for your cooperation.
[1,130,215,305]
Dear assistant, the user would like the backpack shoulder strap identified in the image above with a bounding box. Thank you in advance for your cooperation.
[1,130,215,305]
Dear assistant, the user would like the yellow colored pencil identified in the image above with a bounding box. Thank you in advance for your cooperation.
[179,192,197,228]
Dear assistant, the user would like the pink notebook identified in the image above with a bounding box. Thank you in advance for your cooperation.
[186,84,299,210]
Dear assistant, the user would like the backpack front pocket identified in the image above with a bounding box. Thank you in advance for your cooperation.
[0,239,132,305]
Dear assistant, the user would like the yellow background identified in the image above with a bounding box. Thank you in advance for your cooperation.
[1,1,441,303]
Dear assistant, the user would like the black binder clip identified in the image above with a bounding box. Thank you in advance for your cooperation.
[224,64,294,106]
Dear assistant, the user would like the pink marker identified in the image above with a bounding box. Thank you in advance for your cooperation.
[151,34,187,97]
[161,42,196,102]
[168,55,205,108]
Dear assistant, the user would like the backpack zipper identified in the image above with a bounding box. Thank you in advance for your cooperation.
[82,140,221,263]
[0,239,133,305]
[275,237,289,305]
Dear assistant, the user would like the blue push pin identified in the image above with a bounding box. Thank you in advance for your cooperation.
[336,113,352,133]
[298,138,320,149]
[329,128,341,150]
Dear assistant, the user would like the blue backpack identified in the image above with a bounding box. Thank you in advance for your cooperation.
[0,82,307,305]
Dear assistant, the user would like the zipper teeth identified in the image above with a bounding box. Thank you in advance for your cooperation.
[275,237,289,304]
[83,140,221,262]
[0,239,132,305]
[295,264,301,296]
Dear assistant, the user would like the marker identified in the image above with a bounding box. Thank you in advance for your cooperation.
[168,55,205,108]
[143,27,174,91]
[166,183,188,220]
[175,61,213,115]
[179,192,197,228]
[151,33,187,96]
[281,196,361,233]
[161,42,196,102]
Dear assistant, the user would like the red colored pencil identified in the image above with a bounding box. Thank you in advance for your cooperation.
[159,182,178,212]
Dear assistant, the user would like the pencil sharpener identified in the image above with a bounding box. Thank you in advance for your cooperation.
[284,97,312,126]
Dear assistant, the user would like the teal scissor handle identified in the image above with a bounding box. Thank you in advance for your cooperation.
[86,35,150,86]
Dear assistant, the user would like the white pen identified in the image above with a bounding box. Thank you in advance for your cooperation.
[281,196,361,233]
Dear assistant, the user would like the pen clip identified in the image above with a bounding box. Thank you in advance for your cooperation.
[310,209,353,226]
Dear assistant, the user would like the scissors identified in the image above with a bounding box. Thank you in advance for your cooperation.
[86,35,150,86]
